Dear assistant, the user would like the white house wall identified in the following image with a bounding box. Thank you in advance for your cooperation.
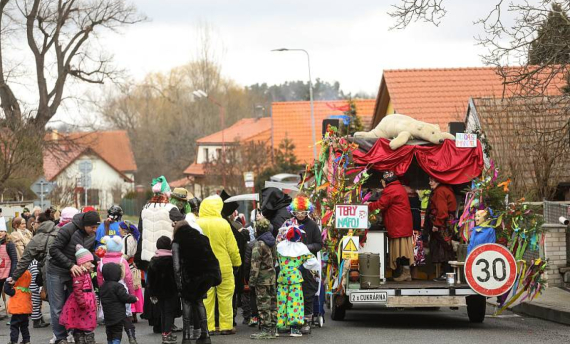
[54,154,134,209]
[196,144,222,164]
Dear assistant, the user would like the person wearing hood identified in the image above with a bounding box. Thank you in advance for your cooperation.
[260,187,292,237]
[367,171,415,282]
[100,263,138,344]
[219,190,249,330]
[146,236,179,344]
[249,219,277,340]
[47,211,100,344]
[12,209,59,329]
[172,215,221,344]
[196,195,241,336]
[276,226,320,337]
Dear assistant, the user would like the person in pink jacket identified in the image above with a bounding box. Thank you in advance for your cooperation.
[97,235,134,294]
[97,235,136,343]
[60,245,97,344]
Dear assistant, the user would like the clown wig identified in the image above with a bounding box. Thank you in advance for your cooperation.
[287,195,315,213]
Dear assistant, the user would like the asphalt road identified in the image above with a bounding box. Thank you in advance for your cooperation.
[1,304,569,344]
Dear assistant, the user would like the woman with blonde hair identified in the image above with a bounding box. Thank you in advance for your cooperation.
[11,217,33,258]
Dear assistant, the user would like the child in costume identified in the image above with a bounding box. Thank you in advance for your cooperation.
[97,235,137,343]
[4,270,32,344]
[59,245,97,344]
[249,218,277,340]
[276,226,320,337]
[100,263,138,344]
[146,236,180,344]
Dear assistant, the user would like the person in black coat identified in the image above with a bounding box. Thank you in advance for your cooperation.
[146,236,180,344]
[100,263,138,344]
[47,211,100,344]
[172,219,220,344]
[260,188,292,237]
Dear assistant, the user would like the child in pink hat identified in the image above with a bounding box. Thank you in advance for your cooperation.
[60,245,97,344]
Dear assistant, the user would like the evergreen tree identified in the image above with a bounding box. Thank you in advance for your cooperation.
[528,3,570,65]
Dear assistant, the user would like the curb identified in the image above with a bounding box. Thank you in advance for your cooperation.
[512,301,570,326]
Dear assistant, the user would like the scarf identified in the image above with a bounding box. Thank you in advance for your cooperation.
[154,249,172,257]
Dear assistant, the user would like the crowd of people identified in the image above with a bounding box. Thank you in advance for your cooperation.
[0,179,323,344]
[0,170,465,344]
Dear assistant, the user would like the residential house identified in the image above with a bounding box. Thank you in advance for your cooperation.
[183,117,272,198]
[43,130,137,209]
[369,67,565,130]
[272,100,375,163]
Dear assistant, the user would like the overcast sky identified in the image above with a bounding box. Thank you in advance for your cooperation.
[53,0,505,123]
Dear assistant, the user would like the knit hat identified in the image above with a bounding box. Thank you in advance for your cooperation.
[23,208,30,213]
[60,207,80,223]
[82,206,96,213]
[82,211,101,227]
[75,244,94,265]
[156,236,172,250]
[103,235,123,253]
[287,196,315,213]
[286,226,302,242]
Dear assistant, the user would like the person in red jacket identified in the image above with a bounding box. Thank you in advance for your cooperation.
[425,177,457,280]
[368,171,415,282]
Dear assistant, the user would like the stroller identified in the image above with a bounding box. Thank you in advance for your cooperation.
[311,251,326,328]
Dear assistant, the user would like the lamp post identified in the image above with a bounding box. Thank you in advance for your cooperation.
[193,90,226,188]
[271,48,317,160]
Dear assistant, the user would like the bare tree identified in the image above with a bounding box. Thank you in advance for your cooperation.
[388,0,447,29]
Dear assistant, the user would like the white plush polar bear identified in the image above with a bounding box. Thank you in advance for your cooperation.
[354,114,456,150]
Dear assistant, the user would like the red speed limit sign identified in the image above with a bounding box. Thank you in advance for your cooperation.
[465,243,517,297]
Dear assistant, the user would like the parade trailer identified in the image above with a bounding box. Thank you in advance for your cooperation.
[317,136,490,323]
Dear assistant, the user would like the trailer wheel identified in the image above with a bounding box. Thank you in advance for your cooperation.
[466,295,486,323]
[331,295,346,321]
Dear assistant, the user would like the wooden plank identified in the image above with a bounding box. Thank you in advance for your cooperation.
[386,296,467,308]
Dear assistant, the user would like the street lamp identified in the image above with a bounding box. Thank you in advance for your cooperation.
[271,48,317,160]
[193,90,226,188]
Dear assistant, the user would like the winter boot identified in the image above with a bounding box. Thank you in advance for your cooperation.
[191,328,202,340]
[393,267,412,282]
[300,317,311,335]
[162,333,177,344]
[33,317,50,328]
[126,328,138,344]
[84,332,96,344]
[250,327,276,340]
[73,332,85,344]
[182,317,193,344]
[195,303,211,344]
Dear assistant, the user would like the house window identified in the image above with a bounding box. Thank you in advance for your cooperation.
[204,148,209,162]
[216,148,222,159]
[87,189,100,206]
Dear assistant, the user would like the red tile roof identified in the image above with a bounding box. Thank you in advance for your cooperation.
[197,117,272,144]
[43,130,137,181]
[272,100,376,163]
[371,67,566,129]
[184,163,205,176]
[169,177,191,188]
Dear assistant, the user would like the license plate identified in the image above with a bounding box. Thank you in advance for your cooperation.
[350,291,388,303]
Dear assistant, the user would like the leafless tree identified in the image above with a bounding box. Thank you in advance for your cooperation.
[0,0,144,191]
[476,96,570,200]
[388,0,447,29]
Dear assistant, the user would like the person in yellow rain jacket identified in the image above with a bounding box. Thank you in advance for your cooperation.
[197,195,242,335]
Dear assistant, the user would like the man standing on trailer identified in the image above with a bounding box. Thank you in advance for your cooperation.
[367,171,415,282]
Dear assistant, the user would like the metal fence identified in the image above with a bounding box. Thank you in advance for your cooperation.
[543,201,570,224]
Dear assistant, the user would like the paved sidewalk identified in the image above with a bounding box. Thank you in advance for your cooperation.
[512,287,570,326]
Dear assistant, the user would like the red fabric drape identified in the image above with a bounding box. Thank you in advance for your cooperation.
[352,139,484,184]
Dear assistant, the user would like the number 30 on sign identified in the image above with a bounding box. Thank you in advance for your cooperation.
[465,243,517,297]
